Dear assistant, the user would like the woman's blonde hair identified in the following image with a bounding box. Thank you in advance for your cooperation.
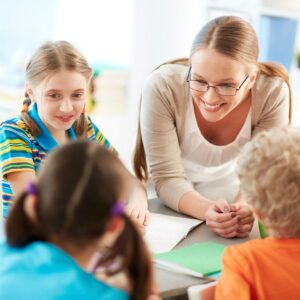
[133,16,292,182]
[22,41,93,137]
[237,127,300,238]
[190,16,291,119]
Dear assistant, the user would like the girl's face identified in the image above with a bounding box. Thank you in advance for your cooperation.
[189,48,256,122]
[27,70,88,136]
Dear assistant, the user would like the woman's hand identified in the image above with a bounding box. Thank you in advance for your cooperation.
[232,203,255,237]
[232,192,255,237]
[205,199,239,238]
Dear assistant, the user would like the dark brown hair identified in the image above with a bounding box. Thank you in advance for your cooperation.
[21,41,93,138]
[133,16,292,182]
[6,141,153,300]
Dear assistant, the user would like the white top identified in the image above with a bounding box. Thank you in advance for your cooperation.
[181,100,252,202]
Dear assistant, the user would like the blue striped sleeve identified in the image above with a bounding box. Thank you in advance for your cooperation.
[86,116,117,154]
[0,121,35,180]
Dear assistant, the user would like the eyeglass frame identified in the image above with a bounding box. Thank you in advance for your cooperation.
[186,66,249,96]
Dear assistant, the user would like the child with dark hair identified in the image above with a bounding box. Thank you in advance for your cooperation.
[0,141,156,300]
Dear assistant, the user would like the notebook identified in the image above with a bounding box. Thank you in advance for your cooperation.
[145,213,203,254]
[155,242,226,277]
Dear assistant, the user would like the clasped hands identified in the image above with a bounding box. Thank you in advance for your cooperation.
[205,199,254,238]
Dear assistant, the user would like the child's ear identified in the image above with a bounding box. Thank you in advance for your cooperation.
[98,217,125,248]
[107,217,124,233]
[23,194,38,223]
[25,83,35,101]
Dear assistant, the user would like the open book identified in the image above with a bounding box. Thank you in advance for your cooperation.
[144,213,203,254]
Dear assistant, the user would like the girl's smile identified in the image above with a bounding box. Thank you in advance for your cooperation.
[27,70,88,142]
[56,115,75,123]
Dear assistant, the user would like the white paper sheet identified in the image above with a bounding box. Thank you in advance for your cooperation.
[145,213,203,254]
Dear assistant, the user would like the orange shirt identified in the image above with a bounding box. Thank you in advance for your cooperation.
[215,237,300,300]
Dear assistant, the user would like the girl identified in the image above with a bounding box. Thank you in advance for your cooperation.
[0,41,148,225]
[0,141,156,300]
[215,127,300,299]
[133,16,290,238]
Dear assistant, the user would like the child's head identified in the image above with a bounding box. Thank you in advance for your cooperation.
[22,41,93,137]
[6,141,153,300]
[237,127,300,238]
[7,140,126,244]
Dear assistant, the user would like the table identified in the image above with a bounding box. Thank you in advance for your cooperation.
[149,198,260,299]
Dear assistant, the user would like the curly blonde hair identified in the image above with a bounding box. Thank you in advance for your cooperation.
[237,127,300,238]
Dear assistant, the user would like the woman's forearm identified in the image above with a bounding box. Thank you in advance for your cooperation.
[178,191,214,220]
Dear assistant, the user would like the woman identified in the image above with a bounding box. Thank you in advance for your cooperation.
[133,16,291,238]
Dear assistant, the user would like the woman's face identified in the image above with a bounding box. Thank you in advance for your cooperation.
[27,70,88,136]
[189,48,256,122]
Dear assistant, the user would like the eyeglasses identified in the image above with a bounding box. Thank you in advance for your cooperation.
[186,66,249,96]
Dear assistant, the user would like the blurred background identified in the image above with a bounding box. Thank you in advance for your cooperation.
[1,0,300,169]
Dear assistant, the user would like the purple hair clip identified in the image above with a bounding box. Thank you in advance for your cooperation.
[110,202,125,216]
[26,182,38,196]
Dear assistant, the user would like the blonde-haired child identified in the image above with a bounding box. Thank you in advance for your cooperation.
[0,41,148,225]
[215,127,300,299]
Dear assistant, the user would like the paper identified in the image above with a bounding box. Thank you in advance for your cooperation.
[154,259,205,278]
[144,213,203,254]
[155,242,226,277]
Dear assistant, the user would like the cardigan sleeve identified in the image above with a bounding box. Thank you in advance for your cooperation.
[140,69,194,211]
[252,77,290,137]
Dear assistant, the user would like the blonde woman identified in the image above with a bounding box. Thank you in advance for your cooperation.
[215,127,300,299]
[134,16,291,238]
[0,41,149,226]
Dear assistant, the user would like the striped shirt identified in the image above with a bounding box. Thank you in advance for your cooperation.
[0,103,115,218]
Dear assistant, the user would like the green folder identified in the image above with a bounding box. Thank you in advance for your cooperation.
[155,242,226,277]
[258,221,269,238]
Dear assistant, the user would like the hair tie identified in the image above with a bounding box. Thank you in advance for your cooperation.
[26,182,38,196]
[110,202,125,216]
[21,104,29,113]
[21,98,31,113]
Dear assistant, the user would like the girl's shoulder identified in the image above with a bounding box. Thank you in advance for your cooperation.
[85,116,115,152]
[0,241,129,300]
[0,116,34,141]
[86,115,99,139]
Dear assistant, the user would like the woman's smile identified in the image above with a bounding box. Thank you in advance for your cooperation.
[200,99,226,112]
